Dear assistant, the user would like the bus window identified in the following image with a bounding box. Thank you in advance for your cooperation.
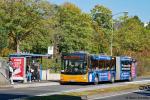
[110,58,116,70]
[62,59,87,74]
[99,61,104,70]
[91,60,98,71]
[121,60,131,71]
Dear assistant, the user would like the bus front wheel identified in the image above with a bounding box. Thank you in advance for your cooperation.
[60,82,66,85]
[111,76,115,83]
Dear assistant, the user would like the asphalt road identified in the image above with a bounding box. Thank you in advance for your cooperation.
[97,90,150,100]
[0,78,149,100]
[0,85,85,100]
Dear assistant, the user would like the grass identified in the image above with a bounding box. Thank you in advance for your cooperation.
[27,83,150,100]
[64,84,141,96]
[140,72,150,77]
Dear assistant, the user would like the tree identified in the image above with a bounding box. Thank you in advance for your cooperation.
[113,16,149,55]
[0,0,52,53]
[20,2,58,54]
[91,5,112,54]
[56,3,94,53]
[146,21,150,30]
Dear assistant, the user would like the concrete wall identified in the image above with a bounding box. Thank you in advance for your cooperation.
[41,70,60,80]
[0,59,10,86]
[0,73,10,86]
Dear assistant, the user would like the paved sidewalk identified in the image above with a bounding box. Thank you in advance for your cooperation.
[0,85,13,88]
[12,80,60,88]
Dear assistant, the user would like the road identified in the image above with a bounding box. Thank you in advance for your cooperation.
[0,78,149,100]
[0,85,85,100]
[97,90,150,100]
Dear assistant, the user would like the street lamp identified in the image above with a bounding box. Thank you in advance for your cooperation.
[110,11,128,56]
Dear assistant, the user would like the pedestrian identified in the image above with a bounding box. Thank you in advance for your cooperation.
[8,59,14,85]
[34,60,40,82]
[37,66,40,82]
[30,67,34,81]
[26,64,32,83]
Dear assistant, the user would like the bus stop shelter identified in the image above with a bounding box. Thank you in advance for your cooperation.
[9,53,51,83]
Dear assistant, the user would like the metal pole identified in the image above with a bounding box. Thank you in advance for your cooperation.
[46,58,48,80]
[110,11,128,56]
[111,18,113,56]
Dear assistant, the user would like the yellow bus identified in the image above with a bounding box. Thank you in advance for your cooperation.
[60,51,90,84]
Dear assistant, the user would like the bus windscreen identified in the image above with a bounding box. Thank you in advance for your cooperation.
[61,59,87,74]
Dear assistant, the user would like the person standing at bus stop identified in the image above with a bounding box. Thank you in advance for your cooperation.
[8,59,14,85]
[26,64,32,83]
[36,60,40,82]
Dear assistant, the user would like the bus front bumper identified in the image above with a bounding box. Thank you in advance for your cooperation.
[60,74,88,83]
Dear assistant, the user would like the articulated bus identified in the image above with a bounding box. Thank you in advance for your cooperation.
[60,51,137,84]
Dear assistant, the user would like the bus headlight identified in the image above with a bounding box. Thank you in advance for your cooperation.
[83,75,86,79]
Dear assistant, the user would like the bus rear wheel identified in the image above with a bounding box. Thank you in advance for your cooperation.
[94,76,99,85]
[129,76,133,81]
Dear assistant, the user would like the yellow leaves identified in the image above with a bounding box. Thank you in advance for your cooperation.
[61,2,81,14]
[0,48,14,57]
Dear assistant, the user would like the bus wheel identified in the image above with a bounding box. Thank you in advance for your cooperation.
[94,76,99,85]
[129,76,133,81]
[111,76,115,83]
[60,82,66,85]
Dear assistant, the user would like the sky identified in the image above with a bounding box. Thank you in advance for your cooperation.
[48,0,150,23]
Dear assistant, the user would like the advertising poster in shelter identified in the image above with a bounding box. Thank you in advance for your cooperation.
[11,57,25,79]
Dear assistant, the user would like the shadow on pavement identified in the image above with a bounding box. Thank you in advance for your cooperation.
[134,90,150,96]
[48,80,60,82]
[0,93,31,100]
[28,94,82,100]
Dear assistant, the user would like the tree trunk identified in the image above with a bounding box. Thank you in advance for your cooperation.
[17,40,20,53]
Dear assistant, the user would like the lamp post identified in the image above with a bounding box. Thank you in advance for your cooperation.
[110,11,128,56]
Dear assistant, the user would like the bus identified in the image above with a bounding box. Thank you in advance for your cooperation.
[60,51,136,84]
